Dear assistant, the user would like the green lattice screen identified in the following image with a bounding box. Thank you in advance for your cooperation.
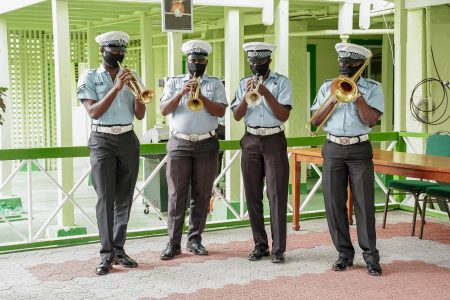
[8,30,89,170]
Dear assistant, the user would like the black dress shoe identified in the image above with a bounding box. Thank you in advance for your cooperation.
[95,259,112,275]
[271,253,285,263]
[248,247,270,261]
[332,257,354,271]
[186,240,208,255]
[367,261,383,276]
[160,242,181,260]
[113,254,138,268]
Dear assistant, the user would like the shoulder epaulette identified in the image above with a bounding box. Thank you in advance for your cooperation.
[365,78,381,86]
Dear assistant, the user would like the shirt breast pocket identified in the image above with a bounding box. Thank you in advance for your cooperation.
[204,90,214,100]
[95,86,107,100]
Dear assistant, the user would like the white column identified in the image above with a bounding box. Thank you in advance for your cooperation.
[273,0,289,76]
[381,35,394,148]
[165,32,182,127]
[86,22,99,69]
[0,16,12,195]
[167,32,182,77]
[405,9,426,152]
[140,12,155,135]
[394,0,407,132]
[212,29,223,78]
[224,8,243,202]
[52,0,74,226]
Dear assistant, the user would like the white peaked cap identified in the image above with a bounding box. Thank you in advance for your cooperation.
[242,42,277,58]
[335,42,372,60]
[181,40,212,56]
[95,31,130,46]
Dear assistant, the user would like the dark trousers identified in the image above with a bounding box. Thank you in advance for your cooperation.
[89,131,140,261]
[241,132,289,254]
[166,136,219,245]
[321,140,380,263]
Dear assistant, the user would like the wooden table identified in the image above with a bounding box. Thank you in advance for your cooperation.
[289,148,450,230]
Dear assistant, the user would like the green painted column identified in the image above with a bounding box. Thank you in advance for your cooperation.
[86,22,99,69]
[394,0,407,132]
[139,12,156,135]
[405,9,426,153]
[52,0,74,227]
[381,34,394,147]
[224,8,244,204]
[287,21,307,139]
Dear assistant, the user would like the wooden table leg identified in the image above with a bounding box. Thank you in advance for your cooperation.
[347,181,353,225]
[291,154,300,231]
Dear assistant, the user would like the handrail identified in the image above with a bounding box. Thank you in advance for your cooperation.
[0,131,431,252]
[0,131,403,161]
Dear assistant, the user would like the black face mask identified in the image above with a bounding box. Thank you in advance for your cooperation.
[339,65,360,77]
[188,63,207,77]
[103,50,125,68]
[250,62,270,76]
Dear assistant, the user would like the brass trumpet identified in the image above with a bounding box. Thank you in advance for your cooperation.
[305,54,372,136]
[245,75,263,106]
[117,61,155,104]
[187,73,203,112]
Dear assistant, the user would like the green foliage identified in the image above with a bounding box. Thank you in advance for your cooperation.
[0,87,6,125]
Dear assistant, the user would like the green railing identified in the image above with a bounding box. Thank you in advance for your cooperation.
[0,132,433,253]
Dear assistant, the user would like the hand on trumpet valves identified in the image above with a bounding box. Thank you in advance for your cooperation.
[245,76,267,97]
[183,77,201,95]
[114,68,132,91]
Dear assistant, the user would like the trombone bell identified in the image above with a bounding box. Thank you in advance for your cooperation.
[305,54,372,136]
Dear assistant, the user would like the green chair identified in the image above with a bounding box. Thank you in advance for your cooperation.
[420,185,450,239]
[382,131,450,236]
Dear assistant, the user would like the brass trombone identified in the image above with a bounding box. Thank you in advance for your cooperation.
[118,61,155,104]
[305,54,372,136]
[245,75,263,106]
[187,73,203,112]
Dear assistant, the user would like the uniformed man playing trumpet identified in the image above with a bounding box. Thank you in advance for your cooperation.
[77,31,146,275]
[231,42,292,263]
[159,40,228,260]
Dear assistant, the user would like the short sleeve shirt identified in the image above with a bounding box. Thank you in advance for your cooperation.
[160,74,228,134]
[230,71,292,127]
[311,77,384,136]
[77,65,142,125]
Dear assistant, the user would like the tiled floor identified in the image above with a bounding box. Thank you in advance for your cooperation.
[0,211,449,299]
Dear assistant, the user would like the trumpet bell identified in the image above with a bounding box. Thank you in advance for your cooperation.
[187,97,203,112]
[139,89,155,104]
[245,91,261,106]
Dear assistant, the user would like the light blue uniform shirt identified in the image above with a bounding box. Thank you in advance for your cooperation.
[311,77,384,136]
[230,71,292,127]
[77,65,142,125]
[160,74,228,134]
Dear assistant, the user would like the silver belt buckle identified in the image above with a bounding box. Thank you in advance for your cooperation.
[111,126,121,134]
[189,134,199,141]
[256,128,265,135]
[340,137,350,145]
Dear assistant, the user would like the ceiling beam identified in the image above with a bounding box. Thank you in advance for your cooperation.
[0,0,47,14]
[405,0,450,9]
[77,0,265,8]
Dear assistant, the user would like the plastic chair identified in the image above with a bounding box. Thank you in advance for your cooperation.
[382,131,450,235]
[420,185,450,239]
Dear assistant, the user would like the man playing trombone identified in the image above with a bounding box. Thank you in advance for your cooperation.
[159,40,228,260]
[77,31,146,275]
[310,42,384,276]
[231,42,292,263]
